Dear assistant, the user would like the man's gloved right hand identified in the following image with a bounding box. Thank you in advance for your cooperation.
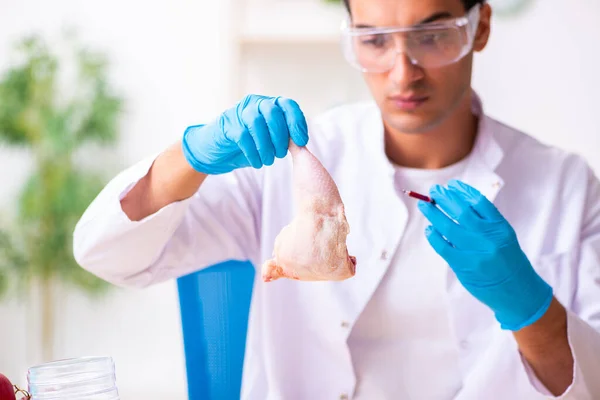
[182,94,309,174]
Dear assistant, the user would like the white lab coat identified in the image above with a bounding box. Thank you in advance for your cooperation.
[73,94,600,399]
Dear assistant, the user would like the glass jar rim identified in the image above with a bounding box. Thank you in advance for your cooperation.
[29,356,114,371]
[28,357,115,382]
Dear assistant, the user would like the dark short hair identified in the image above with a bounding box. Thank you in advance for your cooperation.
[342,0,484,14]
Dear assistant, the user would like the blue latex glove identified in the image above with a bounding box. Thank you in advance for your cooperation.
[182,95,309,174]
[418,179,553,331]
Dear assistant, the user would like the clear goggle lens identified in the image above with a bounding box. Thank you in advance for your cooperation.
[341,4,481,72]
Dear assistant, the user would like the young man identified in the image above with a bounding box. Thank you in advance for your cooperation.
[73,0,600,398]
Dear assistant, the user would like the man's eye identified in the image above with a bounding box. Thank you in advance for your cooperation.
[416,32,450,46]
[360,35,388,47]
[419,34,438,44]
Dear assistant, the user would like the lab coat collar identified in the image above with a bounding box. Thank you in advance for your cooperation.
[470,91,504,171]
[462,91,505,202]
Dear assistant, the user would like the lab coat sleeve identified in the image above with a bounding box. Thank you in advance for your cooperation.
[73,153,262,288]
[522,163,600,399]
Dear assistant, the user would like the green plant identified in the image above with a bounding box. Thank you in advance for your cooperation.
[0,30,123,362]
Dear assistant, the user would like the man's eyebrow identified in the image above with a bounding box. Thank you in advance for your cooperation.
[354,11,454,29]
[418,11,453,25]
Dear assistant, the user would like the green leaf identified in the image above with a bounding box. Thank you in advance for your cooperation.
[0,227,28,298]
[0,271,7,298]
[74,49,123,146]
[0,68,34,145]
[0,35,58,148]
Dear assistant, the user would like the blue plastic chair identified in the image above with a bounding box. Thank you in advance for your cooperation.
[177,260,255,400]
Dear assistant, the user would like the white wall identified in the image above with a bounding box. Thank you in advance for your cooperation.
[0,0,599,398]
[473,0,600,172]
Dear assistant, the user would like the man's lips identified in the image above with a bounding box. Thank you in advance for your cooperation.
[388,94,429,110]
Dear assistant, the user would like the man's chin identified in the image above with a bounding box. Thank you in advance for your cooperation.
[383,113,443,135]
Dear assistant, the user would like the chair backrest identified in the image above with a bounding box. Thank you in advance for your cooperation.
[177,260,255,400]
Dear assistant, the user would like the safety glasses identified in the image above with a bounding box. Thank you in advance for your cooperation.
[340,4,481,72]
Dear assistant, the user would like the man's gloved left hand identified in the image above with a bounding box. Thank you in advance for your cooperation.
[418,179,554,331]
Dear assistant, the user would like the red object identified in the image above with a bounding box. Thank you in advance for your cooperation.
[0,373,16,400]
[402,190,436,204]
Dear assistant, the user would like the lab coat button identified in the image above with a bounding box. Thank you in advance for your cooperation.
[380,250,388,260]
[459,340,469,349]
[340,394,349,400]
[492,181,501,189]
[341,321,350,328]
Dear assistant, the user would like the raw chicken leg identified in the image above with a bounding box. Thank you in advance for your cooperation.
[262,141,357,282]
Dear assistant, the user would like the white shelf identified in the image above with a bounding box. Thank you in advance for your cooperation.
[240,1,347,44]
[233,1,371,116]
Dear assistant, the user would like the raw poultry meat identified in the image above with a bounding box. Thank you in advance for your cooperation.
[261,141,357,282]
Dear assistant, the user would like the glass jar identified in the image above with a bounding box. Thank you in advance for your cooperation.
[27,357,120,399]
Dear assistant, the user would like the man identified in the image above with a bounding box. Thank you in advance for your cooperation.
[73,0,600,398]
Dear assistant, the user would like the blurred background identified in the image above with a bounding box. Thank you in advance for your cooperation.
[0,0,598,398]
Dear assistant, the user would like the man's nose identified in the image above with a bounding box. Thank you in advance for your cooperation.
[387,52,425,86]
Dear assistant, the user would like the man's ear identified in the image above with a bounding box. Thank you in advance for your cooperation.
[473,3,492,52]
